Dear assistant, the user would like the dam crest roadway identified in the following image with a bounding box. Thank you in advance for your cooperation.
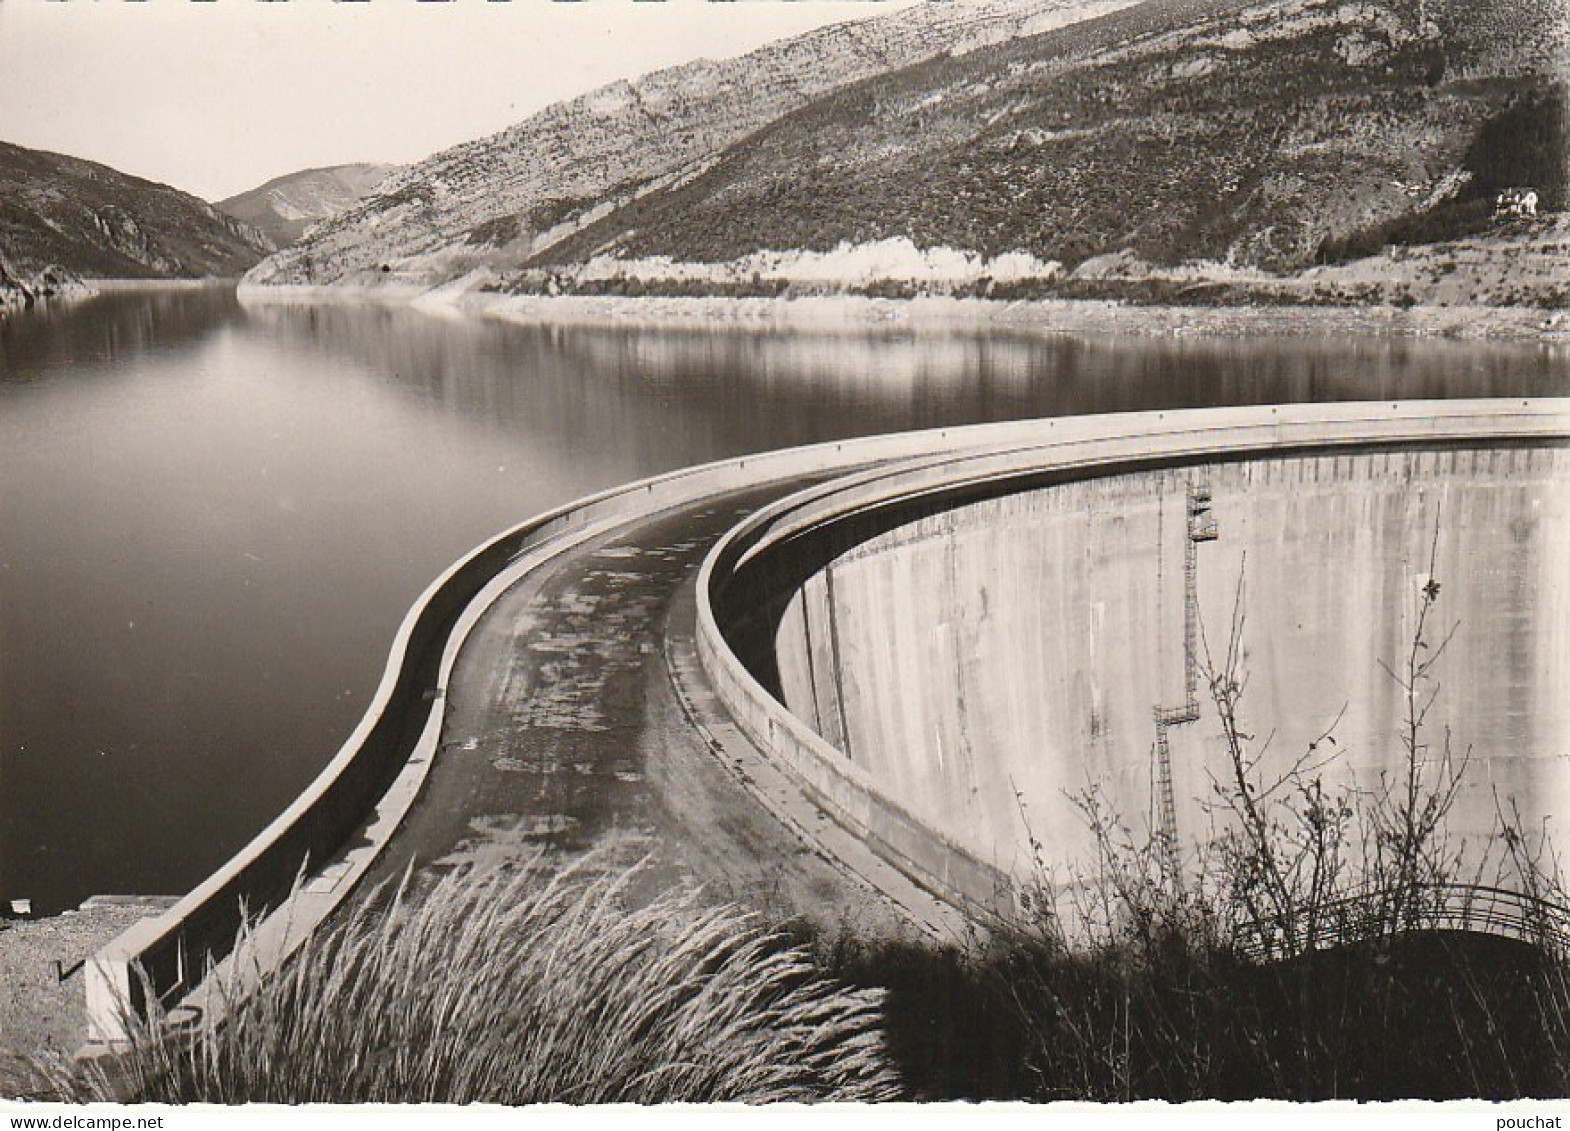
[84,399,1570,1045]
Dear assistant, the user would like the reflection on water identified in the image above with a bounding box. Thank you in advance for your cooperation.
[242,301,1567,459]
[2,285,1566,911]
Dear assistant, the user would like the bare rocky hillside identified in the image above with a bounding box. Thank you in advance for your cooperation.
[217,163,398,248]
[0,141,272,311]
[531,0,1566,277]
[244,0,1138,288]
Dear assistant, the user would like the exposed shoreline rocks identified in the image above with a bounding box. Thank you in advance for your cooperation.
[233,274,1567,344]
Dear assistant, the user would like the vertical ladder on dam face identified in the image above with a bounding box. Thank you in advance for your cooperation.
[1151,482,1219,879]
[1152,726,1179,874]
[1183,484,1218,712]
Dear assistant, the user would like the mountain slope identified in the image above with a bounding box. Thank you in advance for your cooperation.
[0,141,272,308]
[217,163,398,248]
[244,0,1139,288]
[529,0,1567,276]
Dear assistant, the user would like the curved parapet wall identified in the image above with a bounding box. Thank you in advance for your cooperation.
[697,400,1570,919]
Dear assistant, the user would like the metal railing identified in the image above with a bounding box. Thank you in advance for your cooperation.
[1232,882,1570,961]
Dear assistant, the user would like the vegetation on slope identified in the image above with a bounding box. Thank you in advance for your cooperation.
[537,0,1566,276]
[242,0,1565,302]
[819,915,1570,1100]
[0,140,272,309]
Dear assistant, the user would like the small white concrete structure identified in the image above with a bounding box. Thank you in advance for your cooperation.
[1496,187,1540,219]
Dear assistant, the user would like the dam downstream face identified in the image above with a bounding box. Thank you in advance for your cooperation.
[769,443,1569,889]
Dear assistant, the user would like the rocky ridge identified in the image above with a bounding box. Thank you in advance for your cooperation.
[244,0,1139,288]
[527,0,1566,280]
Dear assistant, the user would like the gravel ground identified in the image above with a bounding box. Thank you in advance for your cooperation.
[0,896,175,1094]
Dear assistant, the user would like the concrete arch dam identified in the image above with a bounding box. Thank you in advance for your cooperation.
[85,399,1566,1048]
[700,403,1570,922]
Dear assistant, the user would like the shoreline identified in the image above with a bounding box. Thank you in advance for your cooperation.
[234,281,1569,343]
[85,277,242,293]
[467,291,1567,343]
[1,276,239,317]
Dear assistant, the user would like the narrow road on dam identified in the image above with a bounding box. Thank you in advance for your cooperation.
[362,475,965,941]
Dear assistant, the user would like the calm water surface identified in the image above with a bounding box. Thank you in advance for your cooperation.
[2,285,1566,911]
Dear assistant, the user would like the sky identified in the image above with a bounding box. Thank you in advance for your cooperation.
[0,0,911,202]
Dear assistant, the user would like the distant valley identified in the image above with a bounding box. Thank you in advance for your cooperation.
[216,163,399,249]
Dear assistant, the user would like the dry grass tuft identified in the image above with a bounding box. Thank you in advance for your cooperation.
[80,856,900,1104]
